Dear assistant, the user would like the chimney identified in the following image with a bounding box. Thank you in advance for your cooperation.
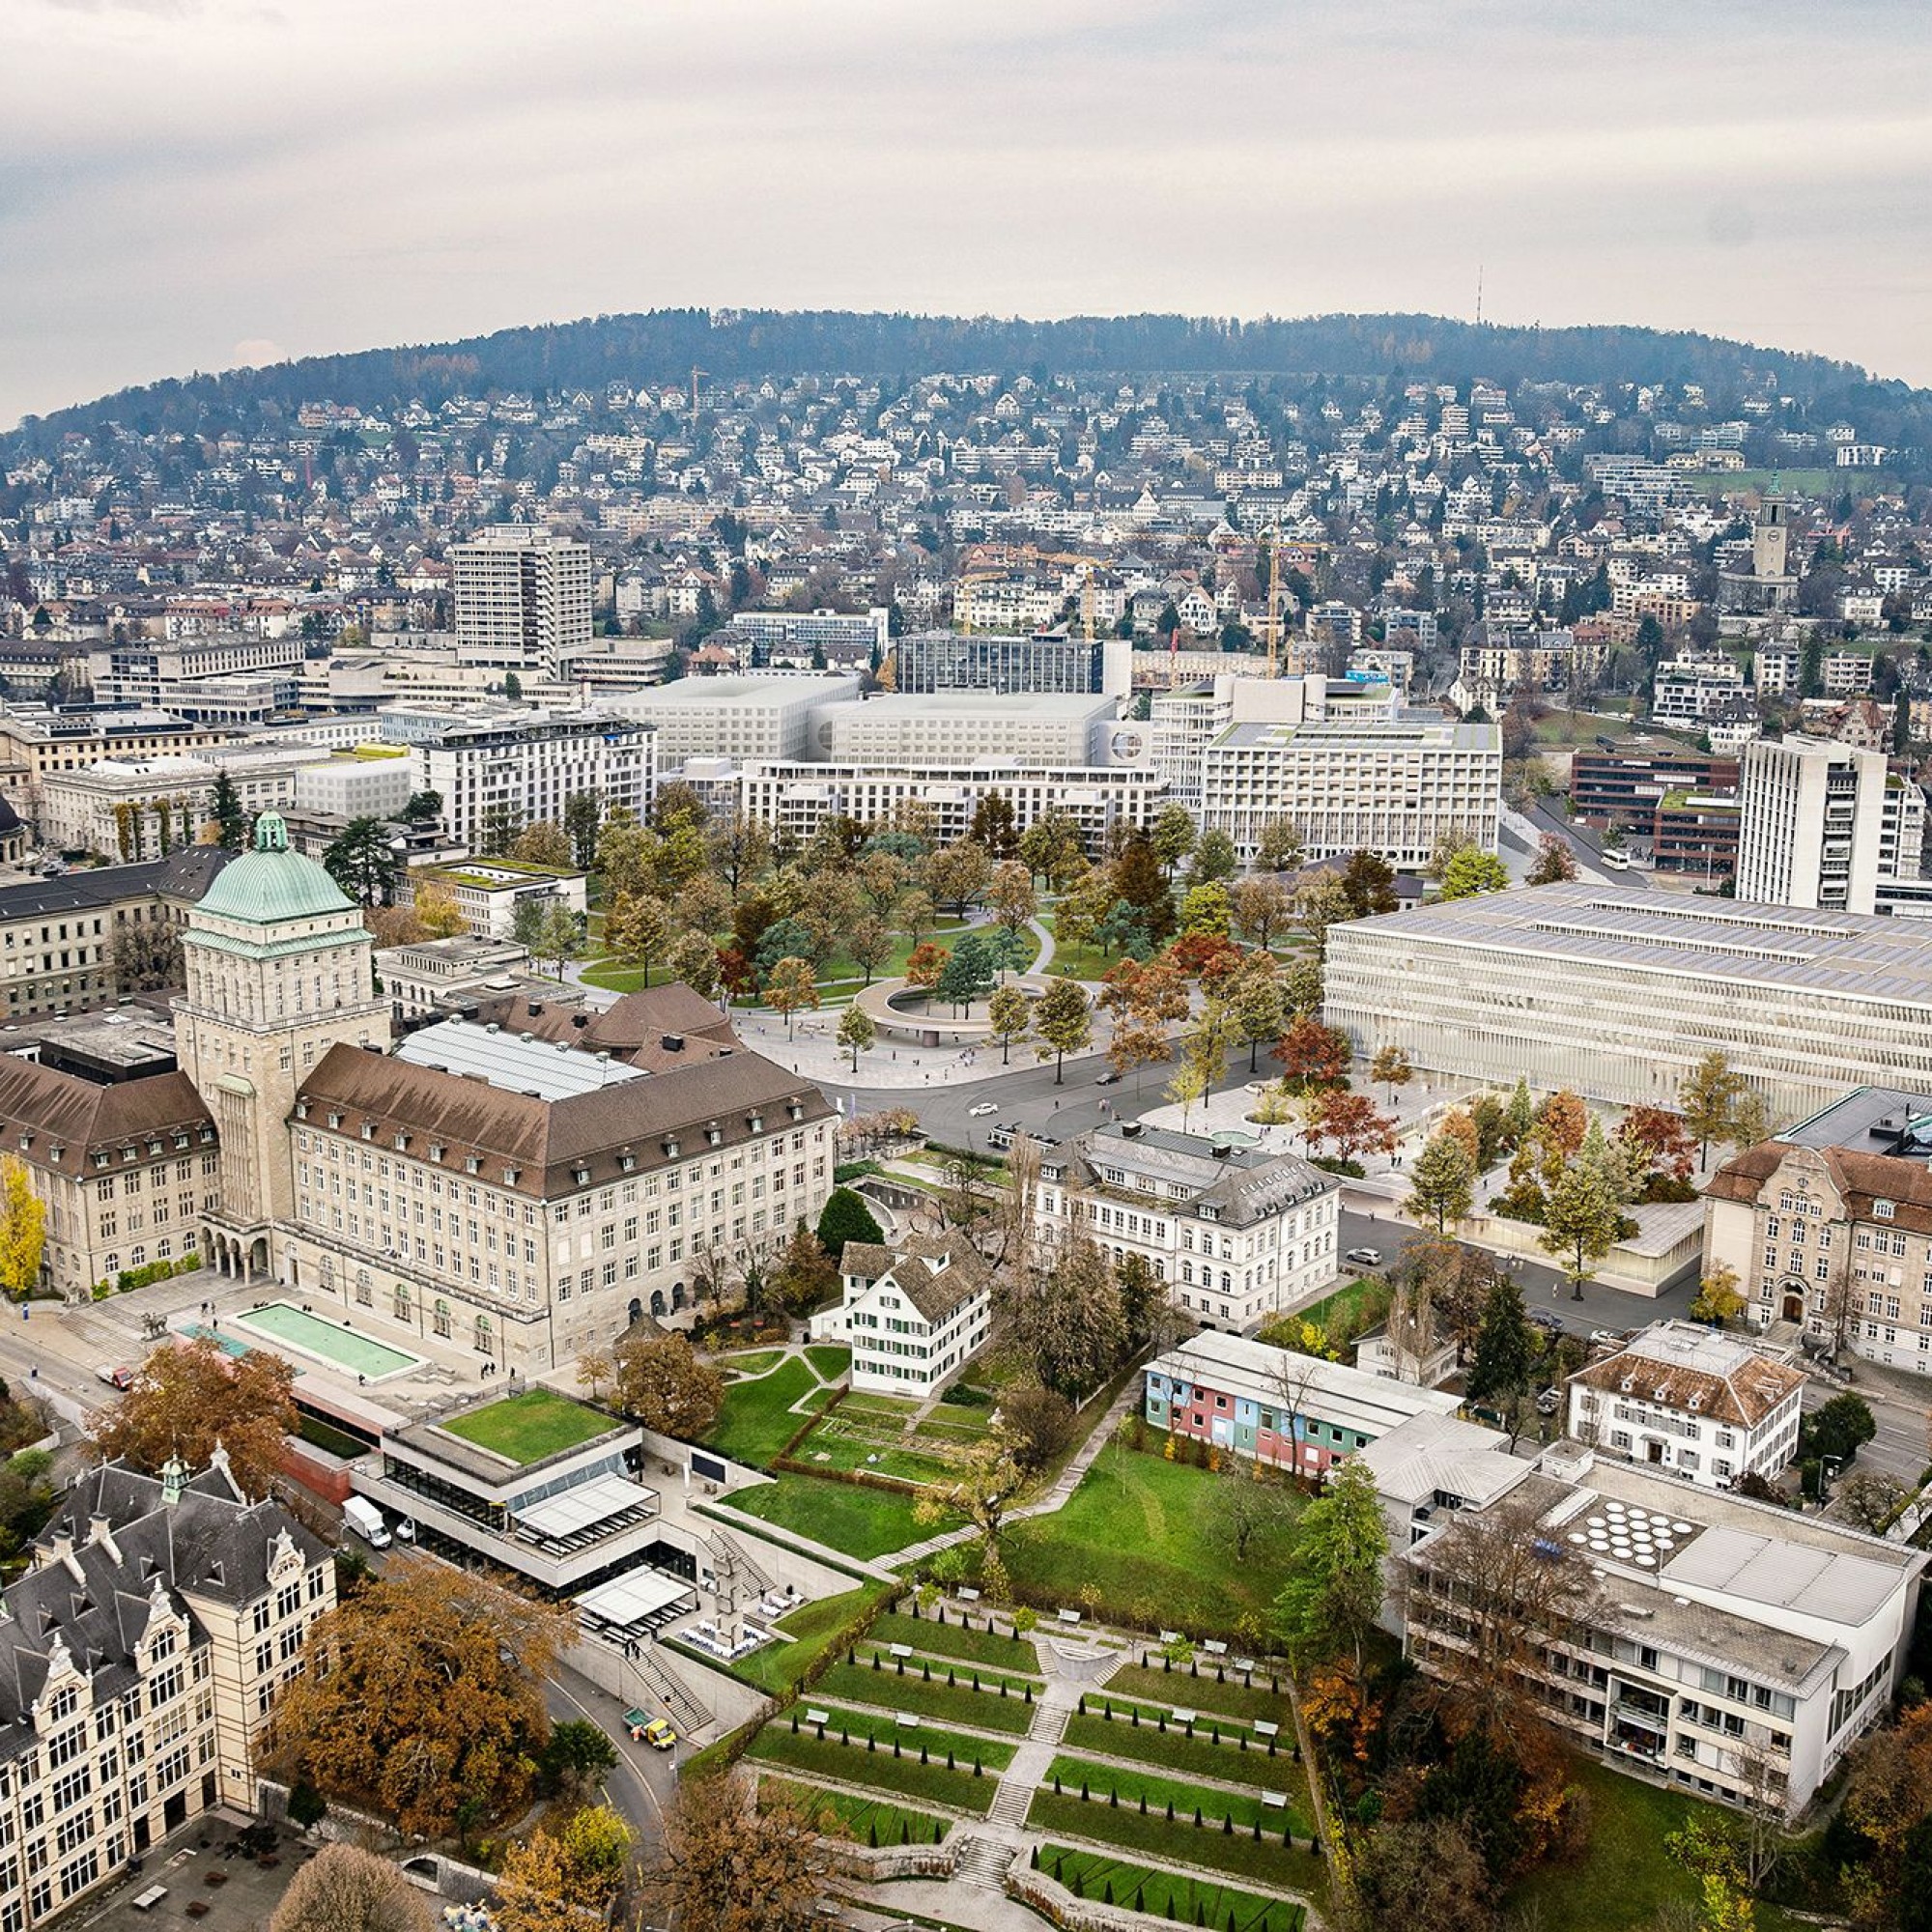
[661,1035,684,1053]
[572,1013,590,1030]
[88,1514,122,1563]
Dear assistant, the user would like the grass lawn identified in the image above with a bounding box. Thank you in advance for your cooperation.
[775,1703,1017,1763]
[1000,1444,1294,1632]
[437,1387,612,1464]
[1037,1845,1304,1931]
[1287,1275,1389,1344]
[794,1415,954,1485]
[1039,912,1133,985]
[724,1471,951,1560]
[814,1662,1037,1735]
[1062,1712,1307,1795]
[718,1349,784,1378]
[757,1775,952,1847]
[703,1357,817,1465]
[1042,1755,1310,1839]
[1105,1662,1291,1724]
[729,1582,894,1698]
[805,1345,850,1380]
[868,1610,1040,1674]
[1027,1788,1313,1890]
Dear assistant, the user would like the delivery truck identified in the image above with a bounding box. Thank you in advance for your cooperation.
[342,1496,390,1548]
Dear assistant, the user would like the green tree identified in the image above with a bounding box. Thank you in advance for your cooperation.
[401,789,441,826]
[1406,1131,1476,1235]
[1804,1391,1877,1469]
[764,956,819,1037]
[533,902,581,977]
[987,982,1031,1065]
[210,771,248,851]
[1178,879,1234,938]
[1539,1118,1630,1299]
[1270,1459,1388,1672]
[933,932,995,1015]
[1339,849,1399,917]
[1465,1276,1540,1406]
[1150,802,1197,879]
[1525,833,1578,886]
[604,891,670,985]
[562,791,602,870]
[1032,978,1092,1084]
[511,820,573,870]
[1679,1051,1748,1166]
[816,1186,884,1259]
[836,1003,875,1072]
[1231,957,1286,1072]
[322,818,401,907]
[1017,811,1086,891]
[1436,847,1513,899]
[1255,816,1306,873]
[1186,828,1238,887]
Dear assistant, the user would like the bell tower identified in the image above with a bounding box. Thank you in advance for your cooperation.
[176,812,387,1284]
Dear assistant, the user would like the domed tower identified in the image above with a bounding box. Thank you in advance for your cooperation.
[175,812,386,1283]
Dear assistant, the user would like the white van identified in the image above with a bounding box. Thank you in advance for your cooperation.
[342,1496,390,1548]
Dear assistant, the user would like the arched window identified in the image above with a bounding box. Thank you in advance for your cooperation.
[355,1269,373,1306]
[474,1314,494,1355]
[393,1286,412,1323]
[433,1299,451,1338]
[129,1246,146,1270]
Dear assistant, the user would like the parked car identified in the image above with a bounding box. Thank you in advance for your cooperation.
[1528,1310,1564,1333]
[1535,1386,1562,1415]
[1095,1071,1121,1086]
[1344,1248,1382,1267]
[95,1365,134,1391]
[1588,1327,1625,1347]
[967,1101,998,1118]
[393,1518,416,1544]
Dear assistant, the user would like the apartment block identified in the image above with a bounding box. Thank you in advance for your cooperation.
[1735,736,1921,915]
[450,526,593,676]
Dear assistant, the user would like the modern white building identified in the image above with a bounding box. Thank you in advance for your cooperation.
[1196,714,1501,869]
[407,708,654,853]
[1396,1436,1924,1815]
[1323,886,1932,1121]
[450,525,593,677]
[40,744,330,860]
[1032,1122,1339,1334]
[810,693,1127,769]
[291,749,416,823]
[810,1234,993,1394]
[1652,655,1748,726]
[604,674,862,767]
[1735,736,1923,916]
[1565,1321,1805,1488]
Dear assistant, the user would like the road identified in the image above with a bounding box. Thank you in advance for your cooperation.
[541,1663,676,1849]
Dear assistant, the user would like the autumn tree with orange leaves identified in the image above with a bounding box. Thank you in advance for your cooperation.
[91,1335,297,1501]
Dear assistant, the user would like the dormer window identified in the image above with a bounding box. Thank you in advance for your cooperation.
[502,1167,521,1186]
[663,1138,680,1159]
[465,1155,481,1176]
[295,1102,309,1121]
[93,1152,109,1170]
[173,1132,189,1151]
[121,1147,136,1164]
[619,1151,636,1173]
[748,1114,763,1134]
[787,1101,805,1122]
[1876,1199,1896,1221]
[148,1139,162,1157]
[393,1132,409,1151]
[327,1113,344,1130]
[573,1166,591,1187]
[48,1146,62,1164]
[15,1134,29,1151]
[199,1127,214,1143]
[360,1123,375,1142]
[429,1144,445,1163]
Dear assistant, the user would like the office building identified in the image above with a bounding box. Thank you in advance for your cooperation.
[1032,1122,1339,1335]
[291,750,416,823]
[602,675,861,768]
[450,526,593,677]
[1323,886,1932,1121]
[811,693,1125,769]
[0,706,233,827]
[1571,751,1741,834]
[894,630,1128,698]
[0,1455,335,1927]
[1736,736,1923,916]
[724,609,887,669]
[408,708,653,853]
[1565,1321,1805,1487]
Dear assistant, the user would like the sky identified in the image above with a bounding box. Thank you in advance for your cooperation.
[5,0,1931,428]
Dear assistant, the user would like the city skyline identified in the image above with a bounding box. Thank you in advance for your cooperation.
[6,0,1931,427]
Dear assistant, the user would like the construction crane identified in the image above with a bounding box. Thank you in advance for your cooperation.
[689,366,707,429]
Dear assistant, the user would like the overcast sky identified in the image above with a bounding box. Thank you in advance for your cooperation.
[5,0,1929,428]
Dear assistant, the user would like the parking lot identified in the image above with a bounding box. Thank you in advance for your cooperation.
[70,1819,309,1932]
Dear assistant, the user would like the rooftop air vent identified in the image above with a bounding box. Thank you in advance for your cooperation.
[572,1013,591,1030]
[662,1035,684,1053]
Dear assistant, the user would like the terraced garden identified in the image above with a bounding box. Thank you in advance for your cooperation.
[1032,1845,1306,1931]
[746,1706,1012,1814]
[757,1776,952,1848]
[1062,1709,1306,1794]
[813,1658,1037,1734]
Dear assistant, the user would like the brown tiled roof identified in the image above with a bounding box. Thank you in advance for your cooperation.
[461,985,739,1072]
[296,1040,833,1199]
[1708,1143,1932,1237]
[845,1233,990,1327]
[0,1058,212,1179]
[1571,1341,1804,1430]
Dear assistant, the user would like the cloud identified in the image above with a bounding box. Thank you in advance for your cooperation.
[2,0,1929,424]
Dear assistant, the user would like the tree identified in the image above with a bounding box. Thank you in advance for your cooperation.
[509,820,573,869]
[92,1335,296,1500]
[1032,978,1092,1083]
[764,955,819,1037]
[323,818,401,906]
[1540,1118,1630,1299]
[816,1186,885,1257]
[665,930,722,998]
[933,932,995,1015]
[1186,829,1239,888]
[413,880,467,938]
[969,789,1020,861]
[1339,849,1399,918]
[1178,879,1234,938]
[1111,832,1176,941]
[0,1156,46,1303]
[1618,1105,1697,1190]
[494,1808,633,1932]
[1525,832,1578,886]
[1728,1090,1772,1155]
[836,1003,875,1071]
[269,1559,565,1839]
[400,790,441,827]
[1805,1391,1877,1469]
[268,1843,435,1932]
[1255,816,1306,873]
[925,838,991,914]
[1229,957,1286,1073]
[917,1422,1028,1549]
[1270,1460,1388,1673]
[999,1380,1078,1475]
[1303,1088,1397,1166]
[771,1221,838,1315]
[1351,1819,1495,1932]
[534,901,581,976]
[1690,1262,1747,1326]
[987,858,1037,937]
[1406,1131,1476,1235]
[1273,1013,1350,1092]
[1840,1469,1911,1535]
[1018,811,1086,891]
[845,914,894,986]
[903,940,948,989]
[987,982,1031,1065]
[1465,1277,1540,1407]
[604,891,670,985]
[1680,1051,1748,1166]
[1437,847,1513,899]
[1017,1239,1125,1401]
[540,1719,619,1798]
[210,771,248,850]
[640,1772,824,1932]
[1230,874,1293,951]
[612,1332,725,1439]
[1151,802,1197,878]
[1370,1042,1413,1103]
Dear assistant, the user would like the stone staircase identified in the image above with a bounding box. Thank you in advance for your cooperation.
[951,1834,1018,1890]
[988,1768,1036,1830]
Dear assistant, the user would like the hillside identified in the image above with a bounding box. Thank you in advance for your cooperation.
[8,309,1930,460]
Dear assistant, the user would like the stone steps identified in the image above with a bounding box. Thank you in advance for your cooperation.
[952,1834,1018,1890]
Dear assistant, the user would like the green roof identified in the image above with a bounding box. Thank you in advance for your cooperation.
[195,812,356,925]
[438,1388,615,1464]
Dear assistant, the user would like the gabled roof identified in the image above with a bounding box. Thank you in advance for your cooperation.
[0,1057,212,1176]
[842,1233,990,1326]
[1570,1321,1804,1429]
[1708,1141,1932,1239]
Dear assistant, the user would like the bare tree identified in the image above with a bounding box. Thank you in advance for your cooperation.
[269,1843,435,1932]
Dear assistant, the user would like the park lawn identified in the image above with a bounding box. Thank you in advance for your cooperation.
[437,1387,612,1464]
[1062,1713,1306,1795]
[703,1357,817,1465]
[1104,1662,1293,1725]
[748,1726,1003,1815]
[1039,912,1132,986]
[814,1662,1037,1735]
[1288,1275,1389,1344]
[1037,1845,1304,1932]
[854,1649,1039,1701]
[757,1775,952,1847]
[779,1703,1016,1763]
[730,1582,894,1698]
[868,1610,1040,1675]
[1027,1788,1312,1890]
[999,1444,1293,1631]
[794,1414,955,1484]
[805,1345,850,1380]
[1042,1755,1310,1839]
[718,1349,784,1378]
[580,959,653,994]
[840,1390,923,1421]
[724,1471,950,1560]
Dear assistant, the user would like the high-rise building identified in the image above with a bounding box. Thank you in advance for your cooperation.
[1735,736,1922,915]
[450,526,593,677]
[893,630,1128,698]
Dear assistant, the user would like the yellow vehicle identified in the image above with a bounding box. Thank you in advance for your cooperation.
[625,1711,676,1750]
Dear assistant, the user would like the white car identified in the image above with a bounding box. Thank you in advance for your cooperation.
[967,1101,998,1118]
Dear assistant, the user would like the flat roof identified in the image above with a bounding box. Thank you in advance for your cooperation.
[1333,885,1932,1005]
[576,1567,697,1630]
[395,1019,645,1101]
[515,1472,659,1541]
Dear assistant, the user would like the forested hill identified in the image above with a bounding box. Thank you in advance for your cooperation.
[12,308,1931,449]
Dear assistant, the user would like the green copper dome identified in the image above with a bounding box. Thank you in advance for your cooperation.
[195,812,358,925]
